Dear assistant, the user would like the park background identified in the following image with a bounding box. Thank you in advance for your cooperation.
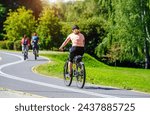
[0,0,150,93]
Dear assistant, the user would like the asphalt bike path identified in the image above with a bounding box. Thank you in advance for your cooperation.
[0,51,150,98]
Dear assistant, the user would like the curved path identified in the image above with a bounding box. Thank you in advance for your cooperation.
[0,50,150,98]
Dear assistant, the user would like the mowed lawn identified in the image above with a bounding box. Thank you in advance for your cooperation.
[35,51,150,93]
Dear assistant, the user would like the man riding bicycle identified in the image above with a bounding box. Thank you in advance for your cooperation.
[59,25,85,77]
[31,32,39,56]
[21,34,30,58]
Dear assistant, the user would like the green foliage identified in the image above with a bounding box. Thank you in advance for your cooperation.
[0,41,7,49]
[36,6,62,49]
[78,17,105,55]
[0,4,6,33]
[0,0,42,19]
[3,7,36,41]
[37,52,150,93]
[64,0,101,21]
[95,0,150,67]
[0,33,4,40]
[0,4,5,17]
[40,36,52,50]
[6,41,14,50]
[14,40,21,51]
[1,0,150,68]
[60,16,105,55]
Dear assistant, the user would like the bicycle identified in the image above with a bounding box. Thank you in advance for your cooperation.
[64,55,86,88]
[32,43,38,60]
[23,45,28,60]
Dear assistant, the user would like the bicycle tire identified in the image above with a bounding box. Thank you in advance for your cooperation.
[63,61,73,86]
[76,62,86,88]
[24,50,27,60]
[34,49,37,60]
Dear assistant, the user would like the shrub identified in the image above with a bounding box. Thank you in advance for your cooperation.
[14,40,21,51]
[6,41,14,50]
[0,41,7,49]
[0,33,4,41]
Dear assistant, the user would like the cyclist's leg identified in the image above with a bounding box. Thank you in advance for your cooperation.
[68,47,76,75]
[37,44,39,56]
[22,45,24,54]
[32,43,35,54]
[26,45,29,58]
[68,61,73,74]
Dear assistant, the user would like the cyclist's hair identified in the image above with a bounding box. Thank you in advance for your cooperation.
[72,25,80,34]
[73,29,80,34]
[72,25,79,30]
[23,34,27,38]
[33,32,37,36]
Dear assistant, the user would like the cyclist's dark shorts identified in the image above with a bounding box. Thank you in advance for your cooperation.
[32,42,39,50]
[69,46,84,63]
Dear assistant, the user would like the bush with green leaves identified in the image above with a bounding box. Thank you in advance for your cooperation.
[0,33,4,40]
[36,6,62,49]
[14,40,21,51]
[6,41,14,50]
[0,41,7,49]
[3,7,36,42]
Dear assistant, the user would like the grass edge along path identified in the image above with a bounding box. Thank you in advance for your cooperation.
[35,51,150,93]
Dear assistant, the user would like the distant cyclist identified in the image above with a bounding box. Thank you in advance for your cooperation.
[31,32,39,56]
[59,25,85,77]
[21,34,30,58]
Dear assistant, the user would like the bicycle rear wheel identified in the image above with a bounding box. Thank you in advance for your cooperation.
[34,49,37,60]
[76,62,86,88]
[24,50,27,60]
[63,61,73,86]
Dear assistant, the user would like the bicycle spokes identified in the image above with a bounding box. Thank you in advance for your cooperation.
[76,63,86,88]
[64,61,73,86]
[63,56,86,88]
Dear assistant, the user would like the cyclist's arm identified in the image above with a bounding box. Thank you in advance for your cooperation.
[21,38,24,45]
[27,38,30,46]
[83,35,85,46]
[59,37,71,50]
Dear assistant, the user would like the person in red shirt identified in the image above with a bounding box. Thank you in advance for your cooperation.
[21,34,30,58]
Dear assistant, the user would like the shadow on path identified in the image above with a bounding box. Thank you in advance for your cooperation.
[26,58,48,62]
[84,86,122,91]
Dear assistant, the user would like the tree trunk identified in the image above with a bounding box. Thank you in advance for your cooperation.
[144,38,150,69]
[141,0,150,69]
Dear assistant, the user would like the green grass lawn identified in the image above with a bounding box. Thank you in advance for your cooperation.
[36,51,150,93]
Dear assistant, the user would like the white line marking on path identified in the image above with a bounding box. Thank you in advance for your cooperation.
[0,52,118,98]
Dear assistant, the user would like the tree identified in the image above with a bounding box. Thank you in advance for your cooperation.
[0,0,43,19]
[140,0,150,68]
[61,0,105,55]
[96,0,150,68]
[36,6,62,50]
[0,4,6,34]
[3,7,36,41]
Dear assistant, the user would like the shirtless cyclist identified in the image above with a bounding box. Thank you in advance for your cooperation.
[59,25,85,77]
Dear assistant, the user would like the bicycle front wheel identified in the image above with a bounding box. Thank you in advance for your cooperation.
[63,61,73,86]
[76,62,86,88]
